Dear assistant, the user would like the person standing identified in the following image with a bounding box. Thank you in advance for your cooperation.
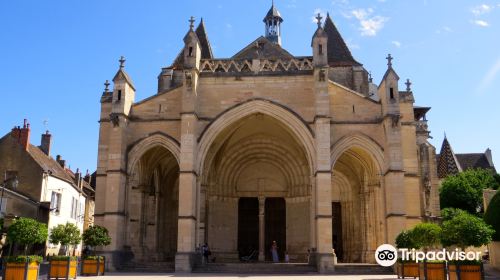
[202,243,210,265]
[270,241,279,262]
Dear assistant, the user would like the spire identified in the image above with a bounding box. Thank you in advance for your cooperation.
[112,56,135,90]
[263,1,283,45]
[323,13,361,66]
[437,136,460,178]
[195,18,214,59]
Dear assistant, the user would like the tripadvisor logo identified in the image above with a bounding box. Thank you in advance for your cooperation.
[374,244,482,267]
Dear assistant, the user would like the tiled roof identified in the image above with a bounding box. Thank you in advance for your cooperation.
[196,19,214,59]
[231,36,294,60]
[27,144,74,183]
[456,153,496,173]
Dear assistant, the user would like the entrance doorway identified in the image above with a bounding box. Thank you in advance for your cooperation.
[332,201,343,262]
[265,197,286,261]
[238,197,259,260]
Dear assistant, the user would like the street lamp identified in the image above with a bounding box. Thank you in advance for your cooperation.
[0,174,19,217]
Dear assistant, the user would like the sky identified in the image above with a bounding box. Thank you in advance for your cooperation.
[0,0,499,173]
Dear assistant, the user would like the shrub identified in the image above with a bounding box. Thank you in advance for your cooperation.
[439,169,498,214]
[411,223,442,250]
[395,230,417,249]
[441,211,494,249]
[484,191,500,241]
[7,217,48,255]
[441,208,468,221]
[5,255,43,264]
[50,255,78,261]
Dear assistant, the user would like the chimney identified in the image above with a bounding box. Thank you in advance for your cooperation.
[75,168,82,188]
[56,155,66,169]
[10,119,31,151]
[40,130,52,156]
[485,148,494,168]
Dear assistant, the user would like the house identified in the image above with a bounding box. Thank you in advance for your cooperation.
[0,119,95,255]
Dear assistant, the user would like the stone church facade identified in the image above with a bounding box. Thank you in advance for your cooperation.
[94,4,440,272]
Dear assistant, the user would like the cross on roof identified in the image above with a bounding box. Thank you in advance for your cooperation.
[189,16,195,30]
[405,79,412,92]
[119,56,125,69]
[104,80,110,92]
[386,54,393,68]
[315,13,323,28]
[368,71,373,83]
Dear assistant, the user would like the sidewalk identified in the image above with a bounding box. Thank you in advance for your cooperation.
[485,263,500,280]
[73,274,399,280]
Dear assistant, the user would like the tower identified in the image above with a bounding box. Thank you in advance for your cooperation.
[263,1,283,45]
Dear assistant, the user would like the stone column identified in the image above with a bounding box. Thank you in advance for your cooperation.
[258,196,266,261]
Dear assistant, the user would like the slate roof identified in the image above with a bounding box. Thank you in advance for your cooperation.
[196,19,214,59]
[27,144,74,183]
[231,36,294,60]
[323,13,361,67]
[455,154,496,172]
[263,4,282,21]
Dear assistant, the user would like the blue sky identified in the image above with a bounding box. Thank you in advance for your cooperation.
[1,0,499,172]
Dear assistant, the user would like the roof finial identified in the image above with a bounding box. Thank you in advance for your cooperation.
[189,16,195,30]
[119,56,125,69]
[405,78,412,92]
[104,80,110,93]
[315,13,323,28]
[386,54,393,68]
[368,71,373,83]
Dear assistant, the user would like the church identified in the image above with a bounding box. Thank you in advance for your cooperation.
[94,3,441,273]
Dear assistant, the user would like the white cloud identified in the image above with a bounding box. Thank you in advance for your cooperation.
[477,56,500,94]
[436,26,453,34]
[472,20,490,27]
[312,8,327,24]
[391,40,401,48]
[350,8,388,36]
[471,4,493,16]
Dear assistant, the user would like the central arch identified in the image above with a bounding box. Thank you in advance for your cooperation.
[197,100,315,263]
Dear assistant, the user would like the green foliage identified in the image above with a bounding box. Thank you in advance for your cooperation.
[5,255,43,264]
[494,174,500,190]
[484,191,500,241]
[7,218,48,254]
[395,230,417,249]
[82,225,111,249]
[83,255,105,260]
[441,208,468,221]
[411,223,442,250]
[49,223,81,247]
[441,210,494,249]
[440,169,499,213]
[50,256,78,261]
[448,259,482,265]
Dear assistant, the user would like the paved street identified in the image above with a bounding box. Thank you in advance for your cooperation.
[74,274,399,280]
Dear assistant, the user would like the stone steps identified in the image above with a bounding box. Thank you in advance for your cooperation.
[193,262,317,274]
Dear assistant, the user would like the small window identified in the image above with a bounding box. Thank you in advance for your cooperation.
[50,192,61,214]
[318,44,323,55]
[117,90,122,101]
[188,46,193,57]
[389,87,394,99]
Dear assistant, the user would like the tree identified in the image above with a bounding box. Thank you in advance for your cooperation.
[82,225,111,255]
[395,230,417,249]
[494,174,500,190]
[7,218,48,255]
[441,210,494,249]
[49,223,81,256]
[439,169,499,214]
[441,208,468,221]
[484,191,500,241]
[411,223,442,251]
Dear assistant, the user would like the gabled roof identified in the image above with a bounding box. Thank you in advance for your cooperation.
[113,69,136,90]
[231,36,294,60]
[196,19,214,59]
[455,154,496,173]
[324,13,361,67]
